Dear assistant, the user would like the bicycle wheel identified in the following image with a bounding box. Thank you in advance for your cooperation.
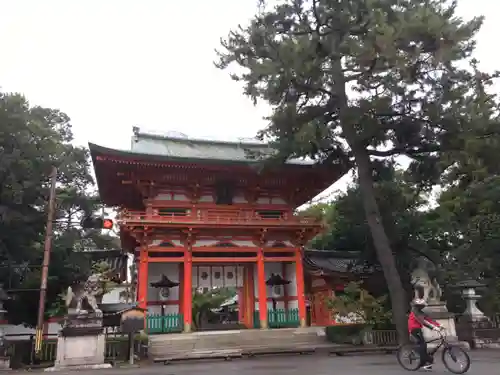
[442,346,471,374]
[397,344,421,371]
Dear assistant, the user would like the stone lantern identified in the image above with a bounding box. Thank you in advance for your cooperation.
[0,284,10,369]
[454,279,486,322]
[266,273,290,311]
[150,275,179,317]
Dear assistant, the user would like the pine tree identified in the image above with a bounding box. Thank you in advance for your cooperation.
[216,0,499,342]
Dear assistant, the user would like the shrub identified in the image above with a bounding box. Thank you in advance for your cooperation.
[325,324,366,345]
[328,281,392,327]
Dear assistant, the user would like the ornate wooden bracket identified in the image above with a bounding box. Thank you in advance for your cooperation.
[189,182,201,204]
[288,186,302,207]
[244,184,260,204]
[259,228,267,247]
[181,228,195,248]
[291,228,307,247]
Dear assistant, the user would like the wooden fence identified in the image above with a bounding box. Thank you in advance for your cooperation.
[253,308,301,329]
[6,333,147,369]
[146,313,183,334]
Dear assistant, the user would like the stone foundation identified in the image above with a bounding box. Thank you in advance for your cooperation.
[423,302,469,349]
[45,313,111,371]
[0,357,10,371]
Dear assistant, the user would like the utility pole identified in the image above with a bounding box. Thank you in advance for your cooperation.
[35,166,57,354]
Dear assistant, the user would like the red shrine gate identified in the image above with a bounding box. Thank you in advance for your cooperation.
[90,127,345,332]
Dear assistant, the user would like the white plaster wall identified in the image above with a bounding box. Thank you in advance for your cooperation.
[147,263,180,314]
[102,285,127,303]
[193,240,256,247]
[254,262,297,310]
[286,263,299,309]
[233,240,256,247]
[194,239,219,246]
[173,193,188,201]
[193,265,243,291]
[264,240,294,247]
[199,194,214,202]
[147,305,178,314]
[154,193,189,201]
[233,194,248,203]
[256,197,287,204]
[0,322,61,338]
[150,239,183,246]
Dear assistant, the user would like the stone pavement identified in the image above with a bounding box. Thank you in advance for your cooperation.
[44,350,500,375]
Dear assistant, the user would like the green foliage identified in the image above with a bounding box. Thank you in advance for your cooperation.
[216,0,496,169]
[324,324,366,345]
[329,281,392,327]
[309,163,445,290]
[298,202,333,221]
[92,261,119,297]
[434,176,500,315]
[0,91,117,327]
[191,287,236,330]
[216,0,500,340]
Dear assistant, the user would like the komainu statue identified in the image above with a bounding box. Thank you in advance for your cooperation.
[411,256,442,304]
[65,271,118,317]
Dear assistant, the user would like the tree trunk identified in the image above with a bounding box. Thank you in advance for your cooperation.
[333,59,408,343]
[352,146,409,344]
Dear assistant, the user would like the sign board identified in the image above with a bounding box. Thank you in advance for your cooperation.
[120,308,146,333]
[61,315,104,337]
[311,277,327,289]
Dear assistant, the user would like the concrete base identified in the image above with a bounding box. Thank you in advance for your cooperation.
[149,327,329,361]
[50,334,107,370]
[45,363,112,372]
[0,357,10,371]
[423,302,469,349]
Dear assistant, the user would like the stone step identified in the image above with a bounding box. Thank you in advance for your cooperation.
[149,339,326,354]
[148,327,328,360]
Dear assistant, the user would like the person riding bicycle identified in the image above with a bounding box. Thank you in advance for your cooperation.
[408,298,444,370]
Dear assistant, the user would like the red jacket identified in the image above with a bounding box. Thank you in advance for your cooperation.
[408,311,440,332]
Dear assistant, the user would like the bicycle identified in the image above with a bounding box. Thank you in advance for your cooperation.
[397,330,471,374]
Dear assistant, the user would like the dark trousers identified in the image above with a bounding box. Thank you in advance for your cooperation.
[411,328,432,366]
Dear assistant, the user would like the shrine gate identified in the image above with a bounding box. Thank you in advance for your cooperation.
[89,127,346,333]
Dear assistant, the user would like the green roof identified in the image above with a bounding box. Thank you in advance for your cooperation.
[120,127,315,165]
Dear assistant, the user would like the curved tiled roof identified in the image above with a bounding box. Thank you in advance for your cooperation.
[303,249,378,275]
[89,127,315,166]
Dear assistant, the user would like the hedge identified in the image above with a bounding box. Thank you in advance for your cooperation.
[325,324,366,345]
[324,323,396,345]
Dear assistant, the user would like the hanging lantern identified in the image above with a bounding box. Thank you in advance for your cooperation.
[272,285,283,297]
[150,275,179,302]
[159,287,170,300]
[150,274,180,289]
[266,273,291,287]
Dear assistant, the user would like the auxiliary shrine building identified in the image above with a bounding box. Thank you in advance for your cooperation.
[89,128,349,332]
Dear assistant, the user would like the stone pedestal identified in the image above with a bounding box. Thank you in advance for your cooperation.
[423,302,469,349]
[0,357,10,371]
[45,313,111,371]
[462,287,486,322]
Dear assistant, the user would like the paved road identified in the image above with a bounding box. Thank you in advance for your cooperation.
[54,350,500,375]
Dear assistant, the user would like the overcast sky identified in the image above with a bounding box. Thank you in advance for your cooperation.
[0,0,498,202]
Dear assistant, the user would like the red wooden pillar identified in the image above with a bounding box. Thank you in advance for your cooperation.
[178,263,184,317]
[247,264,255,328]
[183,249,193,332]
[257,248,268,329]
[138,246,148,310]
[295,248,307,328]
[241,267,249,327]
[237,287,244,324]
[282,262,289,312]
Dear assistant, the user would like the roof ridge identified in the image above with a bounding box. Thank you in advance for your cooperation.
[132,126,269,148]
